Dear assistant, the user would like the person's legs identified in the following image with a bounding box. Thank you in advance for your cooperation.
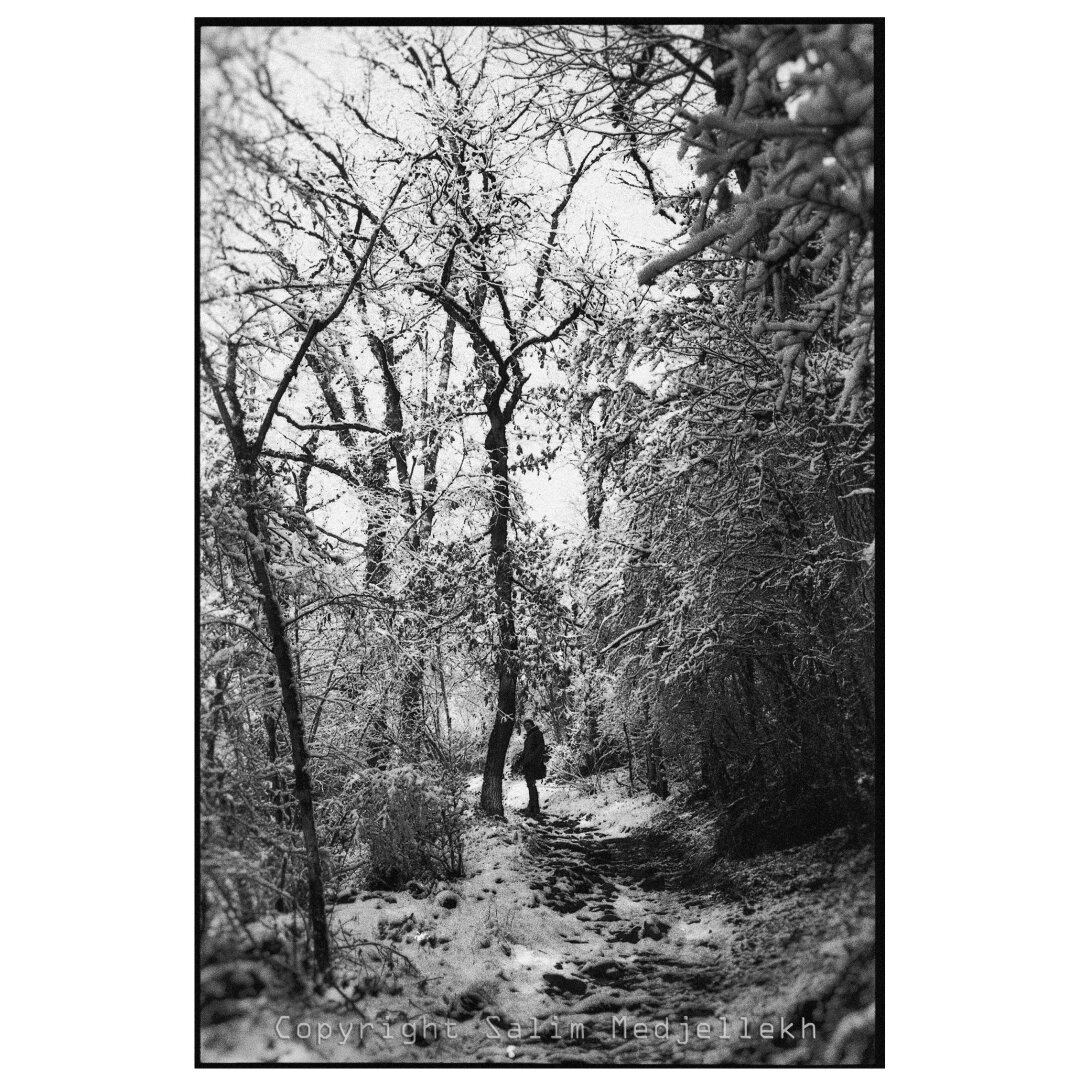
[526,777,540,817]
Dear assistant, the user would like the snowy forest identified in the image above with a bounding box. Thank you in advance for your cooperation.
[199,22,878,1066]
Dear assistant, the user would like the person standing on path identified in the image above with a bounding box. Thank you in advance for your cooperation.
[517,718,547,818]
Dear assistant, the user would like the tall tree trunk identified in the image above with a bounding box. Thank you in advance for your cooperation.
[436,642,453,737]
[479,410,518,816]
[263,705,287,831]
[239,464,332,973]
[305,344,391,587]
[263,706,291,913]
[645,728,669,799]
[365,327,429,754]
[367,330,418,525]
[548,665,570,740]
[584,691,600,775]
[398,654,425,758]
[585,447,610,531]
[418,313,456,544]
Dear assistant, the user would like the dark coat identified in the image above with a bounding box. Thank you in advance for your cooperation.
[520,727,547,781]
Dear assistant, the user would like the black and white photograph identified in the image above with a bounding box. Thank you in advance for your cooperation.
[198,20,880,1066]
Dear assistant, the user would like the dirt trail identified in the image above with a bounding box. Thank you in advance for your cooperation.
[521,813,723,1010]
[504,810,877,1064]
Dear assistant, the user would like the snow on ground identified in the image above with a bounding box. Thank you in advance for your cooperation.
[202,771,875,1064]
[467,770,663,835]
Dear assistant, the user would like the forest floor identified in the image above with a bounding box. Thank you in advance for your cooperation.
[200,773,877,1064]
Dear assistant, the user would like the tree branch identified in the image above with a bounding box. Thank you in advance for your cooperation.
[598,618,664,656]
[506,302,586,364]
[414,282,505,368]
[250,177,407,459]
[277,408,389,438]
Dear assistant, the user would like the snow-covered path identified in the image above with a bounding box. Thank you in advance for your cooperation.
[202,780,875,1064]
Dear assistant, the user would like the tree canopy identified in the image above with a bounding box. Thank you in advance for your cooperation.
[200,22,876,976]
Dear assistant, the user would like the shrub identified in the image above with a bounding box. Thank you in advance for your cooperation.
[354,765,466,888]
